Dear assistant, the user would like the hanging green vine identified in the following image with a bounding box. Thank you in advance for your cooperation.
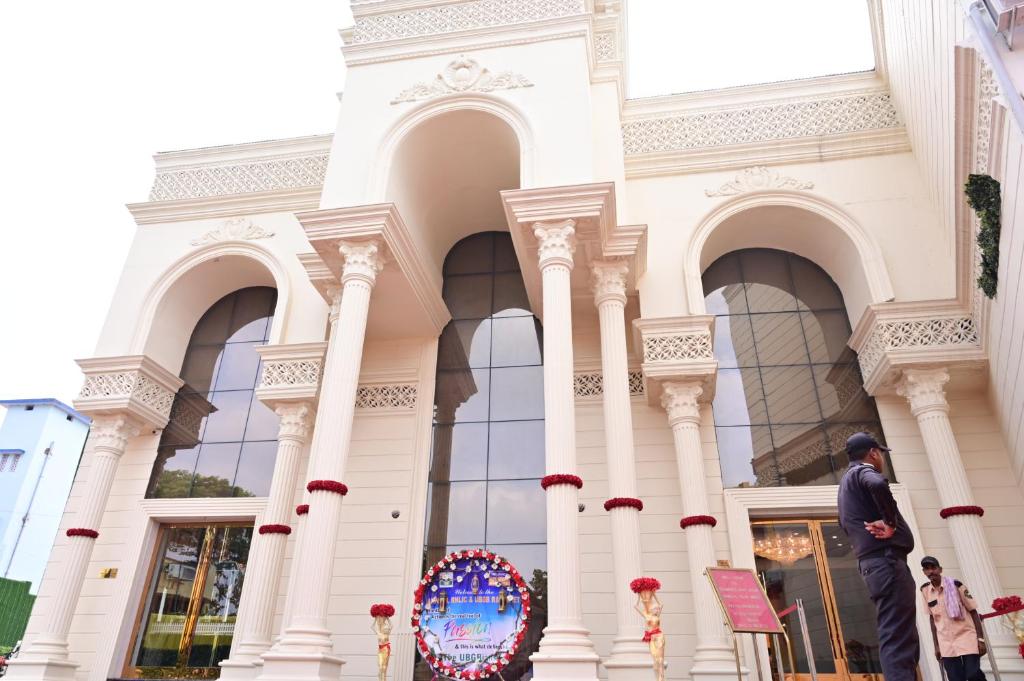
[965,173,1001,298]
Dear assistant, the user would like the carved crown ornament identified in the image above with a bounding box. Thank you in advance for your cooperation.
[704,166,814,197]
[190,218,275,246]
[390,56,533,104]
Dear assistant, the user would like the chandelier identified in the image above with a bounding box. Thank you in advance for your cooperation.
[753,530,815,566]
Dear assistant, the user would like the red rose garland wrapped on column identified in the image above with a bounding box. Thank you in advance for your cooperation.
[631,577,665,681]
[371,603,396,681]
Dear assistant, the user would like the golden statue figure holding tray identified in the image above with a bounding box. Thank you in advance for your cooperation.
[631,577,665,681]
[370,603,395,681]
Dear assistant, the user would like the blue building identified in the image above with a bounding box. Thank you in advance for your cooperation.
[0,399,90,593]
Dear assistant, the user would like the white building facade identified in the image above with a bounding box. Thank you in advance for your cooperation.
[9,3,1024,681]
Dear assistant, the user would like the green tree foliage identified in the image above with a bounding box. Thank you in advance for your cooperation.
[965,173,1001,298]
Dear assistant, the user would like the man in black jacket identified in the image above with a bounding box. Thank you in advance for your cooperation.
[837,432,918,681]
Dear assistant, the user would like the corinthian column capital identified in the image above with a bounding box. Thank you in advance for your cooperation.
[533,220,577,271]
[339,238,386,285]
[590,260,629,307]
[896,368,950,416]
[89,413,141,454]
[275,402,314,443]
[660,381,703,426]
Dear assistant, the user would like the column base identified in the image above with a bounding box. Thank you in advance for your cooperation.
[3,657,78,681]
[689,643,749,681]
[603,655,654,681]
[987,642,1024,681]
[219,659,260,681]
[256,650,345,681]
[530,654,601,681]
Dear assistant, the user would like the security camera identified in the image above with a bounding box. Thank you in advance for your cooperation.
[578,503,586,513]
[391,510,401,519]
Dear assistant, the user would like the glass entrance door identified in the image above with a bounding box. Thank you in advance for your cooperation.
[127,523,253,678]
[752,519,883,681]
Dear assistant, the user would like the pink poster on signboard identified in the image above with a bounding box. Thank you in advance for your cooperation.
[705,567,783,634]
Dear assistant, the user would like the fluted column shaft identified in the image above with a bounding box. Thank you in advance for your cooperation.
[591,261,649,678]
[222,403,313,676]
[897,369,1019,662]
[661,382,735,678]
[259,240,384,681]
[11,414,136,668]
[530,221,599,680]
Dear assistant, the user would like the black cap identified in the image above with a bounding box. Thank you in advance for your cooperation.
[921,555,941,568]
[846,432,891,456]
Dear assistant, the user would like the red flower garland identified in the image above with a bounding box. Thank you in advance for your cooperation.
[370,603,396,618]
[540,474,583,490]
[939,505,985,519]
[259,524,292,535]
[412,548,531,678]
[604,497,644,512]
[307,479,349,495]
[296,504,310,516]
[992,595,1024,614]
[66,528,99,539]
[680,515,717,529]
[630,577,661,594]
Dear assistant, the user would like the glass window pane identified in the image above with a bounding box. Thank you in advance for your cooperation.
[770,424,837,486]
[489,421,545,479]
[492,272,532,317]
[714,425,772,488]
[815,364,876,422]
[226,287,275,343]
[179,346,222,396]
[491,317,542,367]
[202,391,252,443]
[761,366,823,424]
[444,233,494,275]
[820,523,883,674]
[438,320,491,370]
[232,441,278,497]
[713,314,756,368]
[243,394,280,442]
[749,312,808,366]
[431,423,488,482]
[191,443,242,498]
[791,257,844,311]
[702,254,747,316]
[485,544,546,583]
[186,527,252,669]
[189,296,234,345]
[213,342,262,391]
[712,368,768,425]
[444,274,493,319]
[740,250,798,312]
[493,235,521,272]
[490,366,545,421]
[487,480,546,543]
[148,446,200,498]
[435,369,490,423]
[800,311,854,365]
[426,481,487,545]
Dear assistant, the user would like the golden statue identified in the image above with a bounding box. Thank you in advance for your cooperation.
[438,589,448,613]
[370,604,395,681]
[497,587,507,612]
[471,573,480,595]
[631,577,665,681]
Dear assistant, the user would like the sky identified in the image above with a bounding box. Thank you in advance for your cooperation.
[0,1,875,421]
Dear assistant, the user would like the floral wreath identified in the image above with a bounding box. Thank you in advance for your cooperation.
[412,548,531,679]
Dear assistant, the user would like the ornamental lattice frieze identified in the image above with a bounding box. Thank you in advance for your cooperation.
[856,316,979,381]
[622,91,901,155]
[355,384,418,410]
[78,371,175,421]
[260,359,323,389]
[350,0,586,44]
[573,371,645,399]
[148,153,329,201]
[642,333,714,363]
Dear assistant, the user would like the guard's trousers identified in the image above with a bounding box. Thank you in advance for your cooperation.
[859,553,920,681]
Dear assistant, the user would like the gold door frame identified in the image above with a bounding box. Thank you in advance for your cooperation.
[752,518,878,681]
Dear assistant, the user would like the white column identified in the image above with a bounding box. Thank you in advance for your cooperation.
[591,261,650,681]
[258,240,385,681]
[7,414,138,681]
[897,369,1023,671]
[660,382,739,681]
[530,220,600,681]
[221,403,314,680]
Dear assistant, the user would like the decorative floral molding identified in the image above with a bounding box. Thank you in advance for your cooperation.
[573,371,645,399]
[355,384,418,410]
[190,218,275,246]
[974,64,999,175]
[642,333,714,363]
[622,91,901,155]
[350,0,586,44]
[704,166,814,197]
[594,31,616,62]
[391,56,532,104]
[78,371,176,421]
[259,359,323,389]
[149,153,329,201]
[856,317,979,380]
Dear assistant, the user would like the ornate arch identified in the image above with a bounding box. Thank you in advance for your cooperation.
[685,190,895,325]
[130,240,291,374]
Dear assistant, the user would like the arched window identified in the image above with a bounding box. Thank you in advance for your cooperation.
[702,249,891,487]
[418,232,546,681]
[147,287,279,498]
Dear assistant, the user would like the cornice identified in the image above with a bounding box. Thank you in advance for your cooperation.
[254,342,328,407]
[74,355,184,430]
[127,186,323,225]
